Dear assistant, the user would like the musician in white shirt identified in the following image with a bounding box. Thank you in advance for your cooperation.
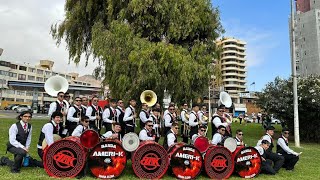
[67,97,83,134]
[191,125,206,144]
[164,105,176,135]
[211,125,226,145]
[81,97,89,114]
[198,105,208,125]
[189,104,200,138]
[180,103,189,143]
[139,120,155,141]
[102,99,117,132]
[123,99,137,133]
[276,128,301,171]
[72,116,90,137]
[85,97,102,132]
[102,123,122,141]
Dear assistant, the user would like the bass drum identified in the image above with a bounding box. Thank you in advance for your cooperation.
[122,132,140,152]
[80,129,100,149]
[43,136,86,178]
[132,141,169,179]
[221,137,237,153]
[193,136,210,153]
[168,143,203,179]
[88,139,127,179]
[204,145,234,179]
[233,146,262,178]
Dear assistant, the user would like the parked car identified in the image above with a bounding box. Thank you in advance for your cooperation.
[271,118,281,124]
[15,105,32,113]
[4,104,19,110]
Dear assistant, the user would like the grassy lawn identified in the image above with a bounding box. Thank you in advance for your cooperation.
[0,118,319,180]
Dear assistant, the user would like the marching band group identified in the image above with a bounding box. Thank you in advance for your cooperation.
[1,91,301,178]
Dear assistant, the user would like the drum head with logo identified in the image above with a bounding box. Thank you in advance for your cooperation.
[234,147,262,178]
[169,144,203,179]
[204,146,234,179]
[132,141,169,179]
[222,137,237,153]
[89,140,127,179]
[43,137,86,178]
[193,136,209,153]
[122,132,140,152]
[80,129,100,149]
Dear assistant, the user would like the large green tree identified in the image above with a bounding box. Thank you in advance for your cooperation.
[51,0,224,104]
[256,76,320,142]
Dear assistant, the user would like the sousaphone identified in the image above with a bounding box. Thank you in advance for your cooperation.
[44,75,69,97]
[140,90,157,107]
[219,91,232,108]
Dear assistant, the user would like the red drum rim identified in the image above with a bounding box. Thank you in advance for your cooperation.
[234,146,262,178]
[194,136,209,153]
[43,137,86,178]
[89,140,127,179]
[168,144,203,179]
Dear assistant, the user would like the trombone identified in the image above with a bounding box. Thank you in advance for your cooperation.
[61,106,66,128]
[183,112,190,138]
[77,109,82,124]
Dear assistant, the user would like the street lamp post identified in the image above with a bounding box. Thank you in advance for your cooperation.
[290,0,300,147]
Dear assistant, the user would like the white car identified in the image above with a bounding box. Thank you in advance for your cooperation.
[15,105,32,113]
[271,118,281,124]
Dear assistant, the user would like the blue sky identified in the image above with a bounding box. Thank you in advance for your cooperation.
[213,0,292,91]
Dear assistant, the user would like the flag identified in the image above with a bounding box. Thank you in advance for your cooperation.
[250,82,255,85]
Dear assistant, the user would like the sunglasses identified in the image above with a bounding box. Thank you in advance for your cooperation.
[84,121,89,123]
[175,127,179,130]
[238,133,244,136]
[284,132,289,134]
[147,125,153,127]
[200,129,206,132]
[220,129,226,131]
[169,109,175,110]
[75,100,82,102]
[58,95,64,97]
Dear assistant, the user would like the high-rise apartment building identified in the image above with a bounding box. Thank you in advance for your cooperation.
[291,0,320,76]
[215,37,247,103]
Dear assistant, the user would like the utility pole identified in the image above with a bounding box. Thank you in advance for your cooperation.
[290,0,300,147]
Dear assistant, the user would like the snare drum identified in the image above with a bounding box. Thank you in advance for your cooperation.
[80,129,100,149]
[193,136,210,153]
[221,137,237,153]
[132,141,169,179]
[89,139,127,179]
[168,143,202,179]
[122,132,140,152]
[43,136,86,178]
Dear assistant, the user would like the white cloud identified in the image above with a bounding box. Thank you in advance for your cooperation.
[220,19,279,67]
[0,0,97,75]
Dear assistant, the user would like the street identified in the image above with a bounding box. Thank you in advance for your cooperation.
[0,110,49,119]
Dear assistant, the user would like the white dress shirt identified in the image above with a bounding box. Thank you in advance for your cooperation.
[164,113,174,127]
[212,113,228,129]
[139,128,154,141]
[37,121,58,149]
[139,110,149,124]
[167,129,176,147]
[9,121,32,149]
[163,109,169,119]
[150,114,159,129]
[189,111,198,127]
[277,136,297,155]
[257,133,273,146]
[191,133,201,144]
[67,106,81,123]
[255,145,265,156]
[211,133,223,145]
[103,107,116,123]
[48,100,65,116]
[71,124,89,137]
[235,136,243,146]
[180,109,188,123]
[123,105,135,122]
[86,105,100,121]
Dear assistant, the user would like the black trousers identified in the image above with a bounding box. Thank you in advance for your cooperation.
[89,121,100,134]
[67,122,78,136]
[180,124,189,143]
[125,125,134,134]
[189,126,198,139]
[265,151,285,173]
[282,153,299,170]
[38,148,44,160]
[0,155,43,170]
[7,146,26,171]
[261,159,276,175]
[164,127,171,136]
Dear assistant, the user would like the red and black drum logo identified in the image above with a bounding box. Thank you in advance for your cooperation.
[234,147,262,178]
[204,146,234,179]
[43,139,86,178]
[132,142,169,179]
[169,145,203,179]
[89,140,127,179]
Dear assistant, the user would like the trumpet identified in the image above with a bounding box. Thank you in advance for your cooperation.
[133,110,137,127]
[223,113,232,124]
[95,111,100,130]
[61,107,66,128]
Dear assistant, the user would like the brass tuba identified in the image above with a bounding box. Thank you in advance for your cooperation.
[140,90,157,107]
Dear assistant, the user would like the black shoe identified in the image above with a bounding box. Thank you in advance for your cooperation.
[11,169,20,174]
[0,156,9,166]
